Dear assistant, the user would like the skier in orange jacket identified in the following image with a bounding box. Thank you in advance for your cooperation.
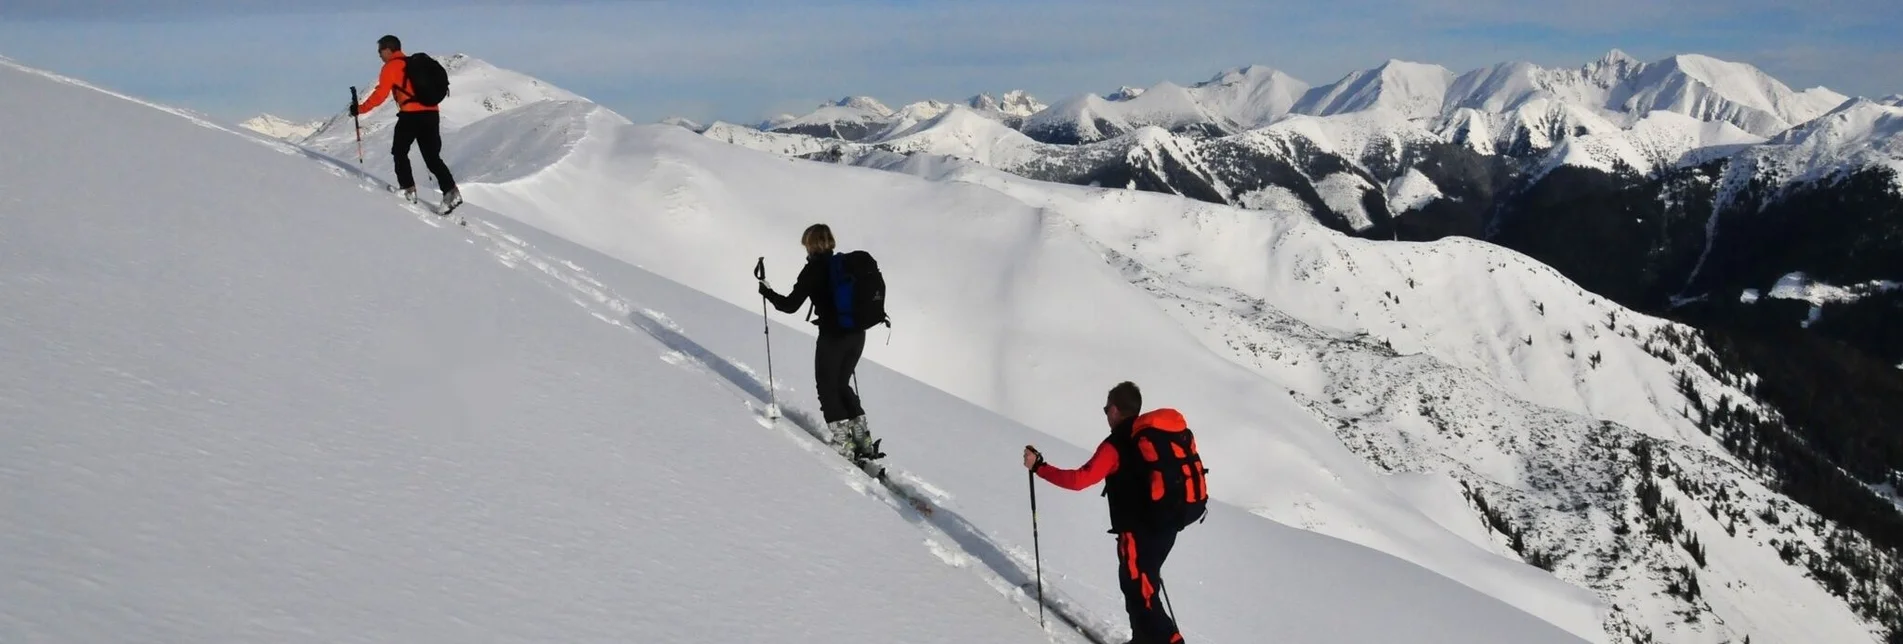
[352,34,460,211]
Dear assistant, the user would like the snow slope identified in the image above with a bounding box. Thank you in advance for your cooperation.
[969,90,1047,119]
[1619,55,1847,137]
[1293,59,1457,120]
[1543,110,1767,176]
[767,96,897,140]
[0,58,1595,644]
[401,85,1608,641]
[1189,65,1311,129]
[872,105,1057,168]
[0,59,1046,644]
[1721,98,1903,198]
[866,154,1884,644]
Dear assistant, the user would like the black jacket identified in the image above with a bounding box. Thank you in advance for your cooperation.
[762,251,850,335]
[1101,417,1149,531]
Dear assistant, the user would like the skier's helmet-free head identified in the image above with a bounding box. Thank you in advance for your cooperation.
[802,224,836,256]
[377,34,401,59]
[1105,381,1140,425]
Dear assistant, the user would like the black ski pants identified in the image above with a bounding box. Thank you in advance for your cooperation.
[814,330,866,423]
[393,111,457,193]
[1118,529,1183,644]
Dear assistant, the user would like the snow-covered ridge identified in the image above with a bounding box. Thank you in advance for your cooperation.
[1721,98,1903,199]
[728,49,1887,186]
[239,113,320,140]
[1294,59,1457,120]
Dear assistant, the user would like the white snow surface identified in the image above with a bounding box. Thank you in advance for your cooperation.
[1723,98,1903,198]
[376,81,1612,641]
[393,54,1889,641]
[1250,108,1441,169]
[864,154,1886,644]
[239,113,319,140]
[1619,55,1846,137]
[1766,272,1902,306]
[0,58,1597,644]
[1022,82,1225,142]
[774,96,897,131]
[968,90,1048,119]
[1544,110,1767,176]
[1314,172,1380,230]
[1293,59,1458,120]
[699,120,838,158]
[872,105,1055,167]
[1387,167,1444,213]
[1189,65,1312,128]
[0,60,1042,644]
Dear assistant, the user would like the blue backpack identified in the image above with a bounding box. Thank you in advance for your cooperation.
[829,250,888,331]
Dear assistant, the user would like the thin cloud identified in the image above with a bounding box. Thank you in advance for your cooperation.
[0,0,1896,125]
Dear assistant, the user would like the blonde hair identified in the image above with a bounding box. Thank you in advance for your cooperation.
[801,224,836,255]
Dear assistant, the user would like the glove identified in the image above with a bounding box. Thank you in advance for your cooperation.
[757,281,774,298]
[1023,446,1045,470]
[348,101,359,117]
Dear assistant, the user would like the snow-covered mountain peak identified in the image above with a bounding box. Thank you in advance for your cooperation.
[893,99,953,122]
[239,113,320,140]
[300,53,583,148]
[833,95,895,116]
[1294,59,1456,119]
[1763,97,1903,149]
[1197,64,1296,88]
[968,90,1046,117]
[1619,54,1841,136]
[1106,86,1146,101]
[1594,49,1641,69]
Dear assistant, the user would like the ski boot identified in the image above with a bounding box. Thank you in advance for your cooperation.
[841,416,886,477]
[441,188,464,215]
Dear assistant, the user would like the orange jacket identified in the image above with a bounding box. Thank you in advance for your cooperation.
[358,51,438,113]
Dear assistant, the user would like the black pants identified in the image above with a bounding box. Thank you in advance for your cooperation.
[814,330,866,423]
[392,111,457,193]
[1118,529,1182,644]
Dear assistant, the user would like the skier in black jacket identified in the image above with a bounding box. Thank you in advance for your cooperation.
[759,224,880,463]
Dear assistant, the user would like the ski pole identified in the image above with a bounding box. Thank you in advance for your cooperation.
[755,257,779,418]
[1160,578,1179,631]
[349,86,364,165]
[1028,455,1045,628]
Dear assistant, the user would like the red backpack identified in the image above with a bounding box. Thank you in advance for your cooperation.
[1125,409,1210,531]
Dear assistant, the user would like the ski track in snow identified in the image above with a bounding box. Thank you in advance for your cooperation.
[259,138,1118,643]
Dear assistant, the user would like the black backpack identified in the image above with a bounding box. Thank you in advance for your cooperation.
[1120,409,1210,531]
[828,250,888,331]
[403,53,450,107]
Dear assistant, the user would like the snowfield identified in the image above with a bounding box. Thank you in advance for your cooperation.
[0,58,1598,643]
[287,52,1901,644]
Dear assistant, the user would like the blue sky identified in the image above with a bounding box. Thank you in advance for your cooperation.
[3,0,1899,125]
